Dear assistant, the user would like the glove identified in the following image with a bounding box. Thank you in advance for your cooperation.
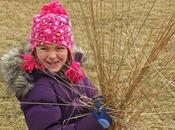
[92,98,112,129]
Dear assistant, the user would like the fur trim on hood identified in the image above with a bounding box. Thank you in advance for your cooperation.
[0,43,85,99]
[0,44,32,99]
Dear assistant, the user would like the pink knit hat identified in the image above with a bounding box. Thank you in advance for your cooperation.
[21,0,85,83]
[30,0,73,57]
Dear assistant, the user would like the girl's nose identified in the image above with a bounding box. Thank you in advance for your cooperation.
[48,51,57,60]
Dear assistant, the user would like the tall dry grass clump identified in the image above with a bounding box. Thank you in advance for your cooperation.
[64,0,175,129]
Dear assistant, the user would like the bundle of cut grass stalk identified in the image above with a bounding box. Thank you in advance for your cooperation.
[64,0,175,129]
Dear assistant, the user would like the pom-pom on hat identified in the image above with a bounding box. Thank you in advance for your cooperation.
[30,0,73,58]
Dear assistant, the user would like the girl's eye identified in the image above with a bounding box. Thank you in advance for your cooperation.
[39,47,48,51]
[56,46,65,50]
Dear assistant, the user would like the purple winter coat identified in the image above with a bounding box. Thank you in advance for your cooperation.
[20,70,105,130]
[1,46,105,130]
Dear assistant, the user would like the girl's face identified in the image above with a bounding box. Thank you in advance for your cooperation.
[35,44,68,73]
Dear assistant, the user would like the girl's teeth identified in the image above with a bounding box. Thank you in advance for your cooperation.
[48,62,58,64]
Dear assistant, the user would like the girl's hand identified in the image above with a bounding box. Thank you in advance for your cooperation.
[92,97,113,129]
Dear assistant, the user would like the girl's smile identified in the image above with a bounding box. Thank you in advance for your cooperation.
[35,43,68,73]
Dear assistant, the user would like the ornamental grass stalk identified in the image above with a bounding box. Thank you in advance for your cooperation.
[65,0,175,129]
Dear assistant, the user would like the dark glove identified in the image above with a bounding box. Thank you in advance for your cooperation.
[92,97,112,129]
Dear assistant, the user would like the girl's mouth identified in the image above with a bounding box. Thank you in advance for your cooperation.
[47,61,59,65]
[46,61,60,68]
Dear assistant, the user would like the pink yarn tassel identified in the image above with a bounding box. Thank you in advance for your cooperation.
[19,53,45,73]
[65,62,85,83]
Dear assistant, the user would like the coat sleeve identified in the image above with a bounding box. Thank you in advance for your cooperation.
[20,78,104,130]
[83,77,101,98]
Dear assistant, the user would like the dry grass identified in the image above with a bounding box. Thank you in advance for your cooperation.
[0,0,175,130]
[66,0,175,129]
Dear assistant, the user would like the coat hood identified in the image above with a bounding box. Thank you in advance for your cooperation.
[0,43,85,99]
[0,44,33,99]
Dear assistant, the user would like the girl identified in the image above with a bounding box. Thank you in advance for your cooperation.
[1,1,112,130]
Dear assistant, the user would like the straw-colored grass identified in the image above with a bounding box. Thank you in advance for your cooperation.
[0,0,175,130]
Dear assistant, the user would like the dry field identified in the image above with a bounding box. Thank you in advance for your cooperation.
[0,0,175,130]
